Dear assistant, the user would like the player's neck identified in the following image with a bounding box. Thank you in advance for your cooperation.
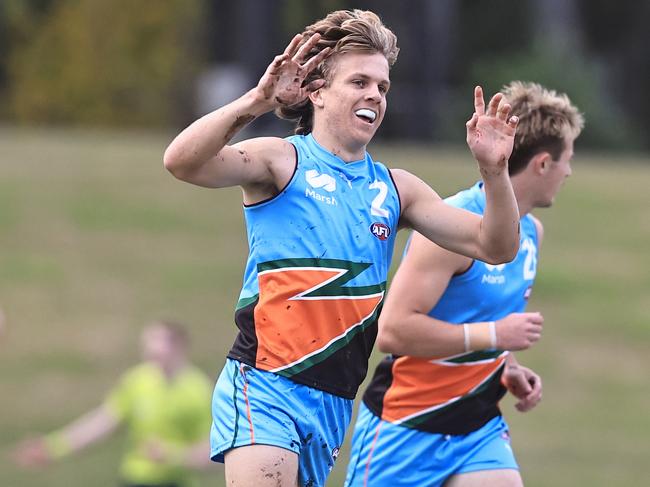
[310,127,367,162]
[510,178,534,217]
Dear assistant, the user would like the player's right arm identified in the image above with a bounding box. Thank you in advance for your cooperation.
[377,232,543,357]
[163,33,330,203]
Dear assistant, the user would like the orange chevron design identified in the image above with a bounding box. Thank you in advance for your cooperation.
[253,267,383,372]
[381,355,506,423]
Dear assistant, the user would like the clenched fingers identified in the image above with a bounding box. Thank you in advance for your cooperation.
[515,374,542,412]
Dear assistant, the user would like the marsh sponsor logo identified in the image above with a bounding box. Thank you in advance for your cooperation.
[305,169,338,205]
[305,187,337,205]
[482,262,506,285]
[305,169,336,192]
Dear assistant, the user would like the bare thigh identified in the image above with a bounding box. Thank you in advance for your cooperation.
[444,469,523,487]
[224,444,300,487]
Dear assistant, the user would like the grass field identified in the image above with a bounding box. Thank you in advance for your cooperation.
[0,127,648,486]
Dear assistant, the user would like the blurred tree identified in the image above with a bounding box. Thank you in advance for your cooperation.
[0,0,647,151]
[0,0,58,118]
[466,44,635,150]
[6,0,202,127]
[281,0,347,38]
[578,0,650,150]
[431,0,531,143]
[433,0,643,150]
[385,0,456,140]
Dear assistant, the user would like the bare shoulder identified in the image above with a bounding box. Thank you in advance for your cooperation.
[389,168,441,209]
[232,136,297,183]
[231,136,297,202]
[389,167,420,191]
[389,168,445,232]
[232,136,295,168]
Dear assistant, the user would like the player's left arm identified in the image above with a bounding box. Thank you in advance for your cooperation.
[394,87,520,265]
[393,169,517,265]
[502,354,543,412]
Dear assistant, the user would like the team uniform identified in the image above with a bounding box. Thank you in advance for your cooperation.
[345,182,539,487]
[209,133,400,487]
[104,363,213,487]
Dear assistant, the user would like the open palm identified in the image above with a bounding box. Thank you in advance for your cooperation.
[257,33,331,108]
[466,86,519,176]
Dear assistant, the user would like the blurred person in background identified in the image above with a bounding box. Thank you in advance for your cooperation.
[12,320,214,487]
[344,81,584,487]
[163,8,521,487]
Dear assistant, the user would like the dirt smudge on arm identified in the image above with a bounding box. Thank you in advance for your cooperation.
[224,114,255,143]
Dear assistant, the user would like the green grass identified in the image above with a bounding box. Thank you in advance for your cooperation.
[0,127,649,486]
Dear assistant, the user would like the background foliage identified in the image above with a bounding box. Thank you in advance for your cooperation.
[2,0,201,126]
[0,0,648,150]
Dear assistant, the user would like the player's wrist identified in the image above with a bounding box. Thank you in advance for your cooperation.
[478,165,510,183]
[463,321,497,352]
[246,87,280,114]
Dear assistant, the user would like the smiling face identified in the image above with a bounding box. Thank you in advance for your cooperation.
[310,51,390,160]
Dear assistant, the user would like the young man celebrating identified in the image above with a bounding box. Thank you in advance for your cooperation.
[164,10,521,487]
[345,81,584,487]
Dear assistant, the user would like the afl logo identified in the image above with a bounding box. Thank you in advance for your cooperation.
[370,222,391,240]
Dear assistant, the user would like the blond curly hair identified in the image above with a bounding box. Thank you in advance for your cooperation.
[503,81,585,175]
[276,10,399,135]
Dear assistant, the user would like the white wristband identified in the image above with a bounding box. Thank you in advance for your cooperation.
[464,321,496,352]
[488,321,497,349]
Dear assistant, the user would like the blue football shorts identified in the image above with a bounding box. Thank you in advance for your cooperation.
[210,358,353,487]
[344,402,518,487]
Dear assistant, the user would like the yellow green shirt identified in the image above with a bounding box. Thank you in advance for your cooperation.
[104,362,212,486]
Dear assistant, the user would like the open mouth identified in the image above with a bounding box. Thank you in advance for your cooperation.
[354,108,377,124]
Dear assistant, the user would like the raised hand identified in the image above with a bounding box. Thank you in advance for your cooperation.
[466,86,519,177]
[495,312,544,351]
[256,33,331,108]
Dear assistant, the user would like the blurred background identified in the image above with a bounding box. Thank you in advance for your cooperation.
[0,0,648,486]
